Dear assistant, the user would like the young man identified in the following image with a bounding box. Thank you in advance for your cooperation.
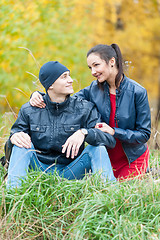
[7,61,116,189]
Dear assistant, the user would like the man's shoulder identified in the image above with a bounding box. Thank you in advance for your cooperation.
[20,102,43,113]
[20,102,31,110]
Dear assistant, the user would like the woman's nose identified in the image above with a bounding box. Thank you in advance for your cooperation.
[91,68,96,75]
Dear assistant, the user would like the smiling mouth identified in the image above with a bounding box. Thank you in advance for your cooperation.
[95,73,102,78]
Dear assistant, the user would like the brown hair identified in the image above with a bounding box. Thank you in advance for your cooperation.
[87,44,123,89]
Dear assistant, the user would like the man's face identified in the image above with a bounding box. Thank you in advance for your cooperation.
[48,71,74,98]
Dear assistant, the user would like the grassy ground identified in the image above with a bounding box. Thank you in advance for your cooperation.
[0,111,160,240]
[0,151,160,240]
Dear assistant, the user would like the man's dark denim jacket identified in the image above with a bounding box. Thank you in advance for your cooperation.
[76,75,151,164]
[9,94,116,165]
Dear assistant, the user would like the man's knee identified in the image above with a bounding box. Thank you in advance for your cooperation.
[10,143,35,164]
[85,145,107,153]
[12,142,34,152]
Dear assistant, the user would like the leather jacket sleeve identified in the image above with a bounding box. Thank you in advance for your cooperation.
[30,91,45,99]
[74,85,91,101]
[32,89,90,101]
[84,104,116,148]
[10,104,30,137]
[86,128,116,149]
[114,89,151,144]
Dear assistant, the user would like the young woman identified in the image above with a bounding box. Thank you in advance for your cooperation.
[30,44,151,180]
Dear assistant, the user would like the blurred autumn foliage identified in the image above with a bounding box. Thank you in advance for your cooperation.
[0,0,160,118]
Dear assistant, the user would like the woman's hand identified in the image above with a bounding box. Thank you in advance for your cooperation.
[10,132,31,148]
[95,122,115,136]
[62,130,85,159]
[30,91,46,108]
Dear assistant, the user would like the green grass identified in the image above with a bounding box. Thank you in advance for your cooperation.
[0,151,160,240]
[0,112,160,239]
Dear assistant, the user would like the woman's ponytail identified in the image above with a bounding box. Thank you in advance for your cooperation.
[111,43,123,88]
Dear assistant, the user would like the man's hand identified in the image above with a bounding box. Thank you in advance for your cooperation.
[10,132,31,149]
[95,122,115,136]
[30,91,46,108]
[62,130,85,159]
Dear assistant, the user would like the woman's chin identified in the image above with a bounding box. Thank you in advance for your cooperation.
[97,78,105,83]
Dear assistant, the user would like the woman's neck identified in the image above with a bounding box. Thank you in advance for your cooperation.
[107,77,116,94]
[108,74,123,94]
[109,87,116,95]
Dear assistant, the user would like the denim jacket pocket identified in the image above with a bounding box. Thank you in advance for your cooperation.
[63,124,80,133]
[30,124,47,133]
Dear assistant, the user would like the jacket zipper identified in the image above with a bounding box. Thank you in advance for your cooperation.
[56,103,59,110]
[54,104,59,142]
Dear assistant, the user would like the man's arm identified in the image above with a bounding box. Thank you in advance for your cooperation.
[62,103,116,159]
[30,84,91,108]
[84,103,116,147]
[9,104,31,148]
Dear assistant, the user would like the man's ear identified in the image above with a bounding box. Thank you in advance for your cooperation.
[48,85,54,90]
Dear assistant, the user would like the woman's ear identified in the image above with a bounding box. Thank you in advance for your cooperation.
[110,57,116,67]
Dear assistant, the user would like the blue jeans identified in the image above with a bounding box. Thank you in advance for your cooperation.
[7,144,116,189]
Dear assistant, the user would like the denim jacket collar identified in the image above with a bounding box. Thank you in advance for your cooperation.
[44,93,70,113]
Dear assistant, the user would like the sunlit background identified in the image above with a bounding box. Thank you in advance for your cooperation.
[0,0,160,149]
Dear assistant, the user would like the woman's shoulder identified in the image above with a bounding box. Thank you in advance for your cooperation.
[124,76,148,104]
[124,76,147,93]
[85,80,99,90]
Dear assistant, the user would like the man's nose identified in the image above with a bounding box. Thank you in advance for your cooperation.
[68,76,73,82]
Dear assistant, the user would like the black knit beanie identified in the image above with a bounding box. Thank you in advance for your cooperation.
[39,61,69,91]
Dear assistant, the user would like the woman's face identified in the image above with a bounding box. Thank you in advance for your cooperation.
[87,53,114,83]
